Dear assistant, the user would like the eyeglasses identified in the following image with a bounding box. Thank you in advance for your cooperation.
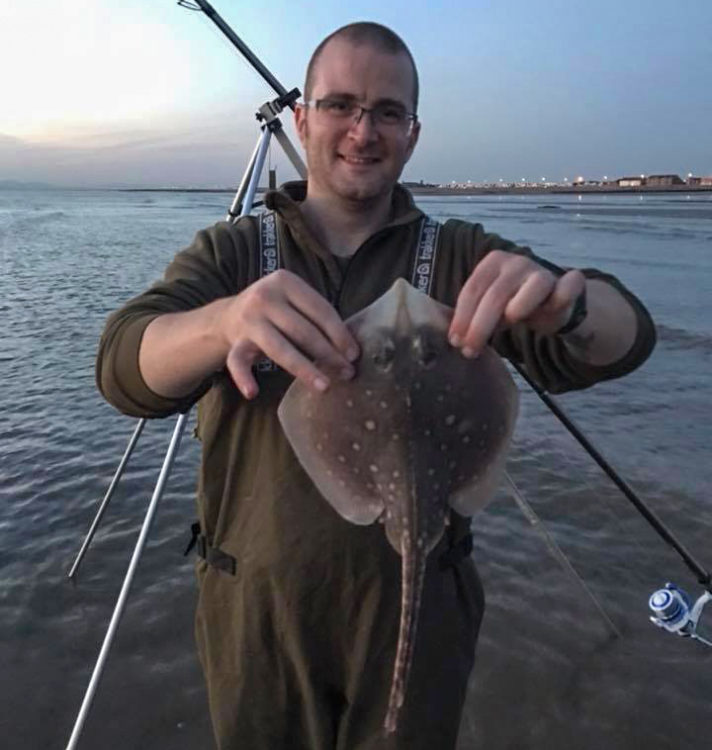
[304,98,417,131]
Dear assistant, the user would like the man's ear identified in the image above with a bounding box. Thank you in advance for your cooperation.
[294,104,308,148]
[404,119,421,162]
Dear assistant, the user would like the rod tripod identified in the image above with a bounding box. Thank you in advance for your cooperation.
[64,6,306,749]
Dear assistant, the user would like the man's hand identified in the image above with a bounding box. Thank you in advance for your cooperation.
[448,250,586,358]
[221,270,360,399]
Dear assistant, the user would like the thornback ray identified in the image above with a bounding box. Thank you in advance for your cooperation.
[278,278,519,733]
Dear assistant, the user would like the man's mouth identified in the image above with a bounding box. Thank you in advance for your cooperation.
[339,154,380,165]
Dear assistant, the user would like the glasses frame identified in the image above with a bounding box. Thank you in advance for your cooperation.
[303,98,418,132]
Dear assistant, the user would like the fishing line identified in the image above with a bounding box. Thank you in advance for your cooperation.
[504,471,621,637]
[519,404,655,573]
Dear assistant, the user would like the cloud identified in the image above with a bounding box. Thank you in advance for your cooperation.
[0,112,304,187]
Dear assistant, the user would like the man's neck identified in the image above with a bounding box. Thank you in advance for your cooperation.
[299,189,394,258]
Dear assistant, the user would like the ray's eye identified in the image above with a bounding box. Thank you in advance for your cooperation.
[412,333,438,369]
[372,339,396,370]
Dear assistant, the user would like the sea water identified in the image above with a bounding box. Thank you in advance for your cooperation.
[1,188,710,749]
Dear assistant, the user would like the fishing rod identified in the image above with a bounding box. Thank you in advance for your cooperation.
[511,361,712,645]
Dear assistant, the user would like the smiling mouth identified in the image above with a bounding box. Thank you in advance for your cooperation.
[339,154,380,165]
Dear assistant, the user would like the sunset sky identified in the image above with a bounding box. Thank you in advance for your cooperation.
[2,0,710,187]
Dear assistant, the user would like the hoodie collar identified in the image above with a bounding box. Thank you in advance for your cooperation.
[263,180,424,261]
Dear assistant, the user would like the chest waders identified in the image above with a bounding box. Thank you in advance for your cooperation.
[186,212,474,574]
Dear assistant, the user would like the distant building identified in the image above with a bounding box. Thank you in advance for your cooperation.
[687,175,712,186]
[617,176,644,187]
[646,174,685,186]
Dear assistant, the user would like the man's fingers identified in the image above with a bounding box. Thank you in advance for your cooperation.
[282,273,360,361]
[448,258,500,345]
[459,282,512,355]
[525,270,586,330]
[502,270,557,322]
[269,302,355,377]
[250,321,332,392]
[226,341,261,399]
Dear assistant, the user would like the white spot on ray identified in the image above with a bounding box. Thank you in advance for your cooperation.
[346,399,354,408]
[427,468,435,476]
[380,400,388,409]
[392,470,400,478]
[338,455,346,463]
[352,442,361,451]
[445,414,456,426]
[369,464,379,473]
[365,420,376,431]
[462,435,471,444]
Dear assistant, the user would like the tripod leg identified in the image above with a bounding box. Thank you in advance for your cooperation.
[271,123,307,178]
[227,136,263,221]
[67,418,147,580]
[65,412,189,750]
[242,126,272,215]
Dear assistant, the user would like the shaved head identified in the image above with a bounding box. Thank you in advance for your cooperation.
[304,22,419,113]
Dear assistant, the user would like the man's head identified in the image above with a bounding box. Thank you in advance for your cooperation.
[304,23,419,114]
[295,23,421,205]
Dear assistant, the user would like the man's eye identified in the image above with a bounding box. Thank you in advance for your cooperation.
[322,100,351,114]
[377,106,406,123]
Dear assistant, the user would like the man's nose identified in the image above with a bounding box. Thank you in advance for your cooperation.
[348,108,378,141]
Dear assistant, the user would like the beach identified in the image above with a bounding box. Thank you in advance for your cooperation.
[1,187,711,749]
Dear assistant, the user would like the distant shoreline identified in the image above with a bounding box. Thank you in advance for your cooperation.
[114,184,712,196]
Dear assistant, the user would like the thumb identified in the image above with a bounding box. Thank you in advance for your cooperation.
[528,270,586,332]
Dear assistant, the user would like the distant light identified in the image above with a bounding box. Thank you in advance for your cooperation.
[603,175,608,180]
[640,174,645,179]
[688,172,693,178]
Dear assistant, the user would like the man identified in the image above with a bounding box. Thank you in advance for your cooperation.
[97,22,655,750]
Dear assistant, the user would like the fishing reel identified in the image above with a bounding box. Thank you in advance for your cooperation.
[648,582,712,647]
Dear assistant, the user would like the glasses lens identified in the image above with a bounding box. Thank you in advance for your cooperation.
[373,104,408,126]
[317,99,357,118]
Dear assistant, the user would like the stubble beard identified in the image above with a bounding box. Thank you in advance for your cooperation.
[304,124,397,209]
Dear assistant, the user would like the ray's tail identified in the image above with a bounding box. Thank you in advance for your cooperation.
[384,531,427,734]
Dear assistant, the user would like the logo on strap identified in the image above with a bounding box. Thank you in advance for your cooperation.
[411,216,441,297]
[256,212,281,372]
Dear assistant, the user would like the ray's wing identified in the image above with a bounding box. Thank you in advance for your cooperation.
[278,378,388,525]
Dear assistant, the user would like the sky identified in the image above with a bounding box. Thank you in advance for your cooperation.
[1,0,710,188]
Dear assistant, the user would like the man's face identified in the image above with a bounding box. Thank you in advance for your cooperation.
[295,37,420,205]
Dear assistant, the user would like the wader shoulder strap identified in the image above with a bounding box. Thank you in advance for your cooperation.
[410,215,475,563]
[410,215,441,297]
[256,211,283,372]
